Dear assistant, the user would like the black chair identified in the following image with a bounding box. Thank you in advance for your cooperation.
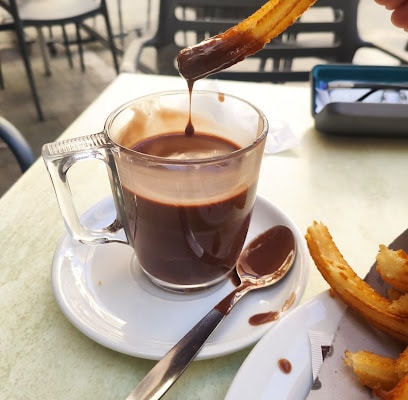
[11,0,120,75]
[120,0,254,76]
[0,116,35,172]
[121,0,408,82]
[0,0,43,120]
[0,0,120,120]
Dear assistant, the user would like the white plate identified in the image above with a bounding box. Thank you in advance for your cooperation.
[225,290,346,399]
[52,195,309,360]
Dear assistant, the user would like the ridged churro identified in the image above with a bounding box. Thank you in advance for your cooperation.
[177,0,317,82]
[305,222,408,344]
[305,221,408,398]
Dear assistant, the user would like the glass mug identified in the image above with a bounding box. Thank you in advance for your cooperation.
[42,91,268,292]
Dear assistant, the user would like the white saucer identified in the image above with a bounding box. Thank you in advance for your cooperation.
[52,195,309,360]
[225,291,346,399]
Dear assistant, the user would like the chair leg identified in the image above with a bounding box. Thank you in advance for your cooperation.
[75,22,85,72]
[117,0,125,49]
[12,21,44,119]
[36,27,52,76]
[146,0,152,31]
[101,0,120,74]
[62,24,74,69]
[0,55,4,90]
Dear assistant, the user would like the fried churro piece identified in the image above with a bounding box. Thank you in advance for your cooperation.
[177,0,317,82]
[396,347,408,378]
[376,245,408,294]
[374,375,408,400]
[344,347,408,394]
[389,294,408,318]
[344,350,399,391]
[305,221,408,344]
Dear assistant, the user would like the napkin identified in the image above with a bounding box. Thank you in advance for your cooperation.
[308,329,335,385]
[306,229,408,399]
[200,79,300,154]
[263,119,300,154]
[315,83,408,113]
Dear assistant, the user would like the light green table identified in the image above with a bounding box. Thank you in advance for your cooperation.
[1,74,407,399]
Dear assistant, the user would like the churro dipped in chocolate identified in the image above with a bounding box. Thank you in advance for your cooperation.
[177,0,317,82]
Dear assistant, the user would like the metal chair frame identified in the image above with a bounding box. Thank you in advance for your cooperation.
[0,0,120,120]
[0,116,34,172]
[121,0,408,82]
[0,0,43,119]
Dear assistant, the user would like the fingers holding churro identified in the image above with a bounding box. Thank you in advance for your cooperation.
[375,0,408,30]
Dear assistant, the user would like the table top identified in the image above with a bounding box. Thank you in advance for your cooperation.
[1,73,407,399]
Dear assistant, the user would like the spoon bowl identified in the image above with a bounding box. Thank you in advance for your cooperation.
[238,224,296,287]
[215,225,296,316]
[127,224,297,400]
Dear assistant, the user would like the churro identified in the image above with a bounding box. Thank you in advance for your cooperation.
[177,0,317,82]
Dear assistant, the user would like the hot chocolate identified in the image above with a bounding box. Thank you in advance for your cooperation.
[121,132,257,288]
[131,131,239,159]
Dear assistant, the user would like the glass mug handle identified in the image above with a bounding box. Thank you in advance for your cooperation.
[42,132,128,245]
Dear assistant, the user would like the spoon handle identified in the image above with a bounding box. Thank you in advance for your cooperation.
[126,285,248,400]
[126,308,225,400]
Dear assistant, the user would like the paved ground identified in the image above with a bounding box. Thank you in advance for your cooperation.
[0,0,407,196]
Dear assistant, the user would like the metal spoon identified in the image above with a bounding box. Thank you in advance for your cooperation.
[126,224,296,400]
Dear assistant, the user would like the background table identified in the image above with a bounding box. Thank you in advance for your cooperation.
[1,73,407,399]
